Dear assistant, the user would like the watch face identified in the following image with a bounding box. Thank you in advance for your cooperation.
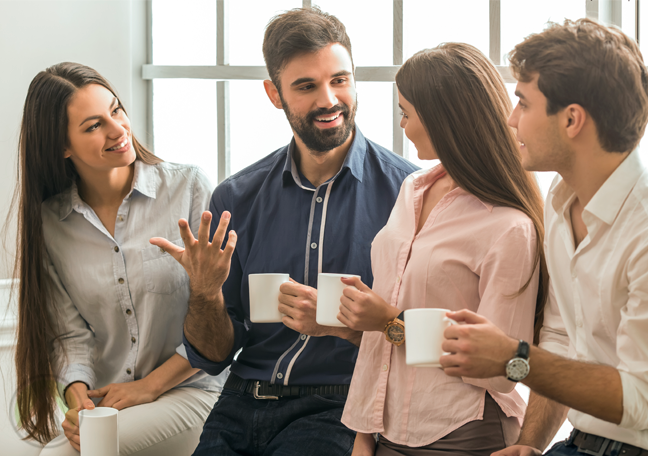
[387,324,404,343]
[506,358,530,382]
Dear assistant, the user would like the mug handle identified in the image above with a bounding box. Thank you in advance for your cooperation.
[443,316,458,326]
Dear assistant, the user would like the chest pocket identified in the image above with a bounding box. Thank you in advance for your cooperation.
[141,238,188,294]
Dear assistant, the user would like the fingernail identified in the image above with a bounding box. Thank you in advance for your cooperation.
[203,213,209,220]
[224,213,231,220]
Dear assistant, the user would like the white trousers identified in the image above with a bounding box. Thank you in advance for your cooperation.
[39,387,219,456]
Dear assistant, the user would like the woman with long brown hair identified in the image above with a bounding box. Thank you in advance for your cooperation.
[337,43,548,455]
[12,62,226,455]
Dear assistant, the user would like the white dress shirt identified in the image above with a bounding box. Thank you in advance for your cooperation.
[540,149,648,449]
[41,161,227,401]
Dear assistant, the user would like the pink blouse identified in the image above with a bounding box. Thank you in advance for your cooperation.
[341,165,538,447]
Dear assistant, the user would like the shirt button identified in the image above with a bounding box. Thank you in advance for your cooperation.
[277,373,284,379]
[126,368,132,375]
[576,319,583,328]
[159,247,165,253]
[118,278,125,284]
[300,334,307,340]
[316,197,323,203]
[396,276,400,282]
[113,246,119,253]
[126,309,132,315]
[131,337,136,343]
[382,364,388,371]
[118,215,124,222]
[310,242,317,249]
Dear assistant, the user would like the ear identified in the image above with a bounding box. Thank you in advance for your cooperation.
[563,104,587,139]
[263,80,283,110]
[63,148,72,159]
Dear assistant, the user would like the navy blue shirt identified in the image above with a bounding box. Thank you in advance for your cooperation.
[183,128,418,385]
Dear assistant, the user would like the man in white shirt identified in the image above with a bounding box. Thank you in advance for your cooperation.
[439,18,648,455]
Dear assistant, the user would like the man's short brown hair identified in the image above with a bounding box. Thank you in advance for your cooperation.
[509,18,648,153]
[262,7,353,92]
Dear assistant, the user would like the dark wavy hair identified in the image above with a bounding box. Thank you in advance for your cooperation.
[11,62,161,443]
[262,6,353,92]
[509,18,648,153]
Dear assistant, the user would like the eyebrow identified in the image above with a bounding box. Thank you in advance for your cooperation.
[514,90,526,100]
[79,97,118,127]
[398,103,406,111]
[289,70,352,88]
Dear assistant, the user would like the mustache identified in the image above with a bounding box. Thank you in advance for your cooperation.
[307,104,349,122]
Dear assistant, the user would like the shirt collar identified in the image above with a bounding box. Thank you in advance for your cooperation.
[549,149,644,225]
[282,127,367,187]
[585,149,644,225]
[59,160,158,221]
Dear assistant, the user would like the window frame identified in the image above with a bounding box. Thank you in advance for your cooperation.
[143,0,636,183]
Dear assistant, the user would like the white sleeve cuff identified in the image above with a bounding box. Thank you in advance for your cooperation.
[619,370,648,431]
[538,327,570,357]
[176,343,188,359]
[57,364,97,407]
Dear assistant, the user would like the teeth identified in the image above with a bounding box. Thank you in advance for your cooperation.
[108,139,128,151]
[316,113,340,122]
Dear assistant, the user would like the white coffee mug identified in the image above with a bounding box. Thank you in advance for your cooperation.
[404,308,457,367]
[316,273,360,327]
[79,407,119,456]
[249,273,290,323]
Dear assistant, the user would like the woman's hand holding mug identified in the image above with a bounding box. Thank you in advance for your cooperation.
[338,276,400,332]
[63,381,95,451]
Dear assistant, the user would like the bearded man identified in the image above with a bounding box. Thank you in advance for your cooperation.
[152,7,417,456]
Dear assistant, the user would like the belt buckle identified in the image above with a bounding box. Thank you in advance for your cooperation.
[579,439,610,456]
[253,381,279,400]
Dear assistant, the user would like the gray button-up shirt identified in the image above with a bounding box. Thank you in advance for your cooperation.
[42,161,227,400]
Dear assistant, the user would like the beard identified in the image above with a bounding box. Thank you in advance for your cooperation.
[280,95,357,154]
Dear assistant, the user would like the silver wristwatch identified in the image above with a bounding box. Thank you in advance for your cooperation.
[506,340,530,382]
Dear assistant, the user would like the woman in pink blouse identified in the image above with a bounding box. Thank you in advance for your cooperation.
[339,43,549,455]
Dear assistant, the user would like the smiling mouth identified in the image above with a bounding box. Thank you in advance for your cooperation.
[107,138,129,151]
[314,113,341,123]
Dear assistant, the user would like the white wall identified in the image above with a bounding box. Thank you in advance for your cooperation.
[0,0,150,279]
[0,0,148,451]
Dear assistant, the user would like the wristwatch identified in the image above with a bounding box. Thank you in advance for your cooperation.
[383,311,405,346]
[506,340,530,382]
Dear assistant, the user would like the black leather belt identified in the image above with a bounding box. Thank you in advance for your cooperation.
[568,429,648,456]
[223,372,350,400]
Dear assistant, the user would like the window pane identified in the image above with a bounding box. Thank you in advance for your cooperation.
[355,82,393,153]
[152,0,216,65]
[501,0,585,63]
[314,0,393,66]
[404,0,489,60]
[229,81,293,175]
[229,0,301,66]
[153,79,219,185]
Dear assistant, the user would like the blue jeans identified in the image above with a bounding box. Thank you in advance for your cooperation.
[544,440,582,455]
[192,388,356,456]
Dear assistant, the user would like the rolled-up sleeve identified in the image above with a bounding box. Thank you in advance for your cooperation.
[538,282,570,357]
[464,222,539,394]
[617,247,648,431]
[182,182,249,375]
[45,249,97,403]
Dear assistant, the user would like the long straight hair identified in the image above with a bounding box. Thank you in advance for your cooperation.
[12,62,161,443]
[396,43,548,342]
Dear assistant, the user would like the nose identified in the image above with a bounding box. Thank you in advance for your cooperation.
[508,104,519,129]
[400,115,407,129]
[107,114,128,140]
[316,84,338,109]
